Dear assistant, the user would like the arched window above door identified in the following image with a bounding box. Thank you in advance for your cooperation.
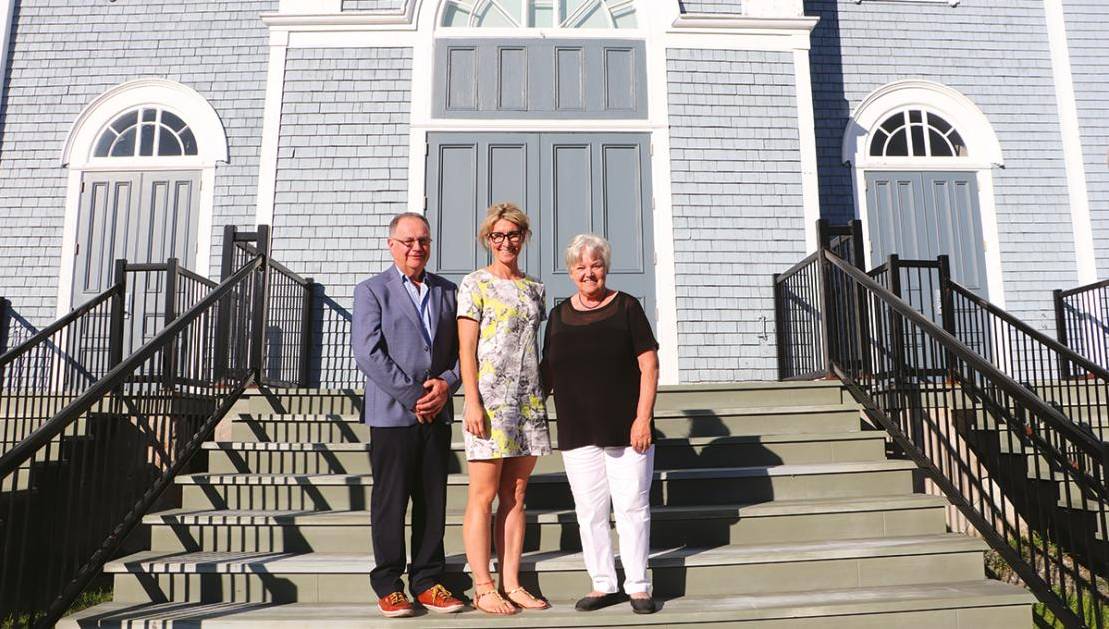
[93,107,199,158]
[869,109,967,158]
[440,0,637,28]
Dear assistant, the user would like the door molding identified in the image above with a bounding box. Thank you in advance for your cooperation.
[845,80,1006,307]
[56,80,227,318]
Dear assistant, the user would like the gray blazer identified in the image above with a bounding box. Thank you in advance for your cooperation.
[351,268,462,428]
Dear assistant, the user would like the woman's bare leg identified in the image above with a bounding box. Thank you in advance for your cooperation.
[463,459,515,614]
[495,456,544,606]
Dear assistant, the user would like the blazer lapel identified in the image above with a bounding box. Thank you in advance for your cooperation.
[428,280,442,342]
[387,271,426,337]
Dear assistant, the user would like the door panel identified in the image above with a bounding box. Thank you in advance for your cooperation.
[427,132,655,325]
[866,170,987,295]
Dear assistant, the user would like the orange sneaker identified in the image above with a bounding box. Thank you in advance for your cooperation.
[377,591,415,618]
[416,584,466,613]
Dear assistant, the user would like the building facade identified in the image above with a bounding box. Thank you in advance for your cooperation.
[0,0,1103,384]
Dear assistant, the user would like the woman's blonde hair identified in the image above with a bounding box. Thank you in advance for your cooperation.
[478,202,531,251]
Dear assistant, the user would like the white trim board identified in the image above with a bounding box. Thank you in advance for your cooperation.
[0,0,16,120]
[1044,0,1096,285]
[254,30,290,229]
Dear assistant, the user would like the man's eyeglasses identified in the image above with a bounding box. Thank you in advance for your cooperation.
[488,231,524,245]
[390,237,433,250]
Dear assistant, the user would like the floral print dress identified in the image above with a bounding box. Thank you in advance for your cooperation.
[457,268,552,460]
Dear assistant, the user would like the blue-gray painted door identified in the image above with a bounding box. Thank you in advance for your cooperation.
[865,170,987,295]
[73,170,201,308]
[426,132,655,323]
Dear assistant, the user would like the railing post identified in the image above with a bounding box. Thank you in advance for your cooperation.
[849,220,864,269]
[887,255,909,419]
[213,225,237,381]
[162,258,178,389]
[0,297,10,355]
[772,273,785,379]
[298,278,315,388]
[109,259,128,370]
[251,225,272,384]
[1053,289,1072,380]
[817,250,834,377]
[937,255,955,336]
[816,218,830,250]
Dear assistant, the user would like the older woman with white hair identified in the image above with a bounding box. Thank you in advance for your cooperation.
[540,233,660,615]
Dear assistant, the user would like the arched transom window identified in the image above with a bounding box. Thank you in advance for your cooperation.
[441,0,637,28]
[93,107,198,158]
[869,109,967,158]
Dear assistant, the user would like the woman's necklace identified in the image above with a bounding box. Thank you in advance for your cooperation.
[577,290,610,310]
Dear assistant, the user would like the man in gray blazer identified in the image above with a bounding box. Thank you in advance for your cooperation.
[352,212,465,618]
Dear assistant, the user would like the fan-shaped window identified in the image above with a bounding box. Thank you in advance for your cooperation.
[93,107,199,158]
[441,0,636,28]
[869,109,967,158]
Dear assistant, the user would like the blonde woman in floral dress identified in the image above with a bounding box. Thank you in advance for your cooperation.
[457,202,552,615]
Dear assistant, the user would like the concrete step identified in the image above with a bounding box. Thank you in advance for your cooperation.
[228,404,864,444]
[179,460,918,511]
[60,580,1033,628]
[145,494,948,554]
[202,431,888,475]
[105,534,989,604]
[245,382,849,416]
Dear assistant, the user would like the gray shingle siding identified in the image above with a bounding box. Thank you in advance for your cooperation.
[679,0,743,14]
[342,0,405,11]
[667,49,805,382]
[0,0,274,326]
[272,47,413,311]
[807,0,1077,329]
[1063,0,1109,279]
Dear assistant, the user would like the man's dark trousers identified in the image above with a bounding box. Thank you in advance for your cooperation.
[369,420,451,598]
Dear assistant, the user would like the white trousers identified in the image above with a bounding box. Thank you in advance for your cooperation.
[561,444,654,595]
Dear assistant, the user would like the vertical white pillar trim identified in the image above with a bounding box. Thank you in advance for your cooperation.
[407,3,436,214]
[645,2,681,385]
[793,48,820,252]
[0,0,16,120]
[1045,0,1097,284]
[255,30,290,228]
[54,171,84,318]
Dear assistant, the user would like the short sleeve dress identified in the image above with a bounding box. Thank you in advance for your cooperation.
[457,268,552,461]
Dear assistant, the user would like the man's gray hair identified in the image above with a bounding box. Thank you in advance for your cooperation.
[389,212,431,235]
[564,233,612,272]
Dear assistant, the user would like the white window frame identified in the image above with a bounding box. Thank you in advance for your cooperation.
[57,79,230,317]
[843,79,1006,305]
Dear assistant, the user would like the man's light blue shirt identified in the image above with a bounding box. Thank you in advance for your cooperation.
[396,265,434,344]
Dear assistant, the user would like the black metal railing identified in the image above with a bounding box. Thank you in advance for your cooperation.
[221,225,314,388]
[773,252,828,380]
[1056,280,1109,374]
[817,218,864,269]
[0,250,263,627]
[776,247,1108,627]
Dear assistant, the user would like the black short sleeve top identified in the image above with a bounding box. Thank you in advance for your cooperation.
[541,291,659,451]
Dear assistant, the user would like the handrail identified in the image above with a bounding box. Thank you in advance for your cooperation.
[0,251,263,628]
[828,253,1105,458]
[0,285,120,367]
[0,257,262,478]
[1058,277,1109,300]
[787,246,1108,627]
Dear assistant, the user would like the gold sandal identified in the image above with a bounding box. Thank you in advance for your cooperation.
[473,583,519,615]
[504,586,550,610]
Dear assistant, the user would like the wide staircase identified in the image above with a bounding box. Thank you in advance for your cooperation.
[62,381,1033,627]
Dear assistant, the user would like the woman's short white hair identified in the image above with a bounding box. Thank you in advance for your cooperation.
[564,233,612,272]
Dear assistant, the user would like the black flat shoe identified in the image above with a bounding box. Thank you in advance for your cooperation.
[574,592,623,611]
[629,596,658,614]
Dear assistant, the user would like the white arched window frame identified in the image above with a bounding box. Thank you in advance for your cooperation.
[439,0,637,29]
[842,79,1007,305]
[56,79,229,316]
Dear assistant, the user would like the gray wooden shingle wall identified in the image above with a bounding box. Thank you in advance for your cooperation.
[0,0,275,326]
[1063,0,1109,279]
[807,0,1076,328]
[272,47,413,308]
[667,49,805,382]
